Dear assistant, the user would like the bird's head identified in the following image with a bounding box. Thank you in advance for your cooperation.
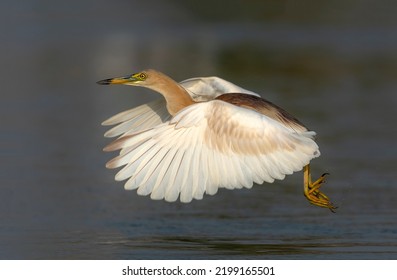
[97,69,158,87]
[97,69,194,115]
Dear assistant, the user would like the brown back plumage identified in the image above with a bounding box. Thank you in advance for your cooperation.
[215,93,308,133]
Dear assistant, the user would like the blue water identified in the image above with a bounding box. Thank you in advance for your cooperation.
[1,0,397,259]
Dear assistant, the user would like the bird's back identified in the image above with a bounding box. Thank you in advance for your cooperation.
[215,93,308,133]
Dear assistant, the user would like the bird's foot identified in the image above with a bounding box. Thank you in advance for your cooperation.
[304,165,337,212]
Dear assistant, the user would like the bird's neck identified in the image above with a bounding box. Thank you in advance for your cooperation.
[150,74,195,116]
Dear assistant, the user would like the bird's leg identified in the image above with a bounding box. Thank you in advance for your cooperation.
[303,164,337,212]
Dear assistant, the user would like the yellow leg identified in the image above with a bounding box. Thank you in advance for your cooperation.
[303,164,337,212]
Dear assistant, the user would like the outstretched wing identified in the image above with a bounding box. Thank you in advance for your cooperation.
[104,100,320,203]
[102,99,170,138]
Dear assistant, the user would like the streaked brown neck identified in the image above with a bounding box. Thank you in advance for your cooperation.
[148,71,195,116]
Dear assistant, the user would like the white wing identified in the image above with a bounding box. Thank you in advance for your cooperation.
[104,100,320,203]
[102,76,260,137]
[102,99,170,138]
[180,76,260,101]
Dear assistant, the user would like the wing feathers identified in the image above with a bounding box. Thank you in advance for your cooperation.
[102,99,167,126]
[104,99,320,203]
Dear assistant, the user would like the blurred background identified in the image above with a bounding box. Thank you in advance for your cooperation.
[1,0,396,259]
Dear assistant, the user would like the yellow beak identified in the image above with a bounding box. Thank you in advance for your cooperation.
[97,75,138,85]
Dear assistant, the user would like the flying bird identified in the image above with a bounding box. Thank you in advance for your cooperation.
[97,69,336,211]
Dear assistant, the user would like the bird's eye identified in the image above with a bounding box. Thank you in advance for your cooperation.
[139,73,147,80]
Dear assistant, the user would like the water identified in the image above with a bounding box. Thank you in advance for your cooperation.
[1,0,397,259]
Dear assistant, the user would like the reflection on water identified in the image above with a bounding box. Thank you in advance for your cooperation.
[127,236,397,259]
[1,0,397,259]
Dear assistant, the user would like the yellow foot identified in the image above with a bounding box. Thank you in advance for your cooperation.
[303,164,337,212]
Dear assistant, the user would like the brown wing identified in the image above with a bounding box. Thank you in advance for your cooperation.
[215,93,308,133]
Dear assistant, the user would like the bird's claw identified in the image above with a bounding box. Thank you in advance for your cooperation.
[304,167,337,212]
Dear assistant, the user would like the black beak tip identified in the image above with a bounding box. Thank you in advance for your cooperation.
[96,79,111,85]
